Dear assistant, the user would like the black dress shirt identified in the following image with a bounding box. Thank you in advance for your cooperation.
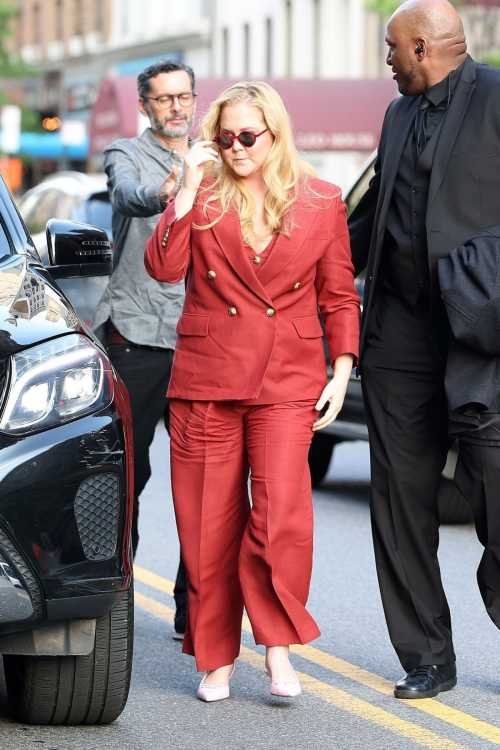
[383,61,466,306]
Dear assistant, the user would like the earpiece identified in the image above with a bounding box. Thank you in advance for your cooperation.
[416,44,424,53]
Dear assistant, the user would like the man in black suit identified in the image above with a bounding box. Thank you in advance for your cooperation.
[349,0,500,699]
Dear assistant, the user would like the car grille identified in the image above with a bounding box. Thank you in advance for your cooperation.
[74,473,120,561]
[0,525,44,618]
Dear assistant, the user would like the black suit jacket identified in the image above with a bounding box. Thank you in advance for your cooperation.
[438,227,500,419]
[348,56,500,365]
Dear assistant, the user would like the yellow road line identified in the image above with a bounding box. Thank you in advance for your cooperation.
[135,565,174,596]
[134,564,500,745]
[289,643,500,744]
[135,590,175,623]
[135,591,470,750]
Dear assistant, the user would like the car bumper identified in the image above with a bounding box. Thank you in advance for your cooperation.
[0,399,132,630]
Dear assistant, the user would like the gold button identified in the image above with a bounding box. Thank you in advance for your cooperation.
[208,270,216,279]
[266,308,275,317]
[228,307,237,316]
[253,256,261,264]
[293,282,300,290]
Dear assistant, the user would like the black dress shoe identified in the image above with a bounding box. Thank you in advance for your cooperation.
[394,663,457,699]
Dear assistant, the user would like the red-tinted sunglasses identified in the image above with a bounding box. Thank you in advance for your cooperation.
[213,129,269,149]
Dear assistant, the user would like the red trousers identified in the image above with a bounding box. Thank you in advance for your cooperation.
[169,399,321,671]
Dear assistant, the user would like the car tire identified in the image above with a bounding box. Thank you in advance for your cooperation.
[3,584,134,725]
[438,477,473,525]
[308,433,340,487]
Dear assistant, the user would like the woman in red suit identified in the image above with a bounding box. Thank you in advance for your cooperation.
[145,81,359,702]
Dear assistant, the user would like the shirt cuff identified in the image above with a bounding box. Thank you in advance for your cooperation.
[145,183,163,214]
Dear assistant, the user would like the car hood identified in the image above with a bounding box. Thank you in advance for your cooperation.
[0,254,86,357]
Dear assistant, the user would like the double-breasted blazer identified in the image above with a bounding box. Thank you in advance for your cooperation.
[144,178,360,401]
[348,55,500,366]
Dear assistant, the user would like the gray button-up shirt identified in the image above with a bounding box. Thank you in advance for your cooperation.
[92,127,185,349]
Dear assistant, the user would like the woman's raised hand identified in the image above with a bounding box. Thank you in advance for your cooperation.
[183,141,219,191]
[175,141,219,219]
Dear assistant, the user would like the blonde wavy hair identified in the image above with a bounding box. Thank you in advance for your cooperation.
[194,81,328,246]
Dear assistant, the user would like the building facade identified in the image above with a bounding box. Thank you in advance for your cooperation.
[212,0,386,81]
[5,0,211,181]
[209,0,392,188]
[7,0,500,190]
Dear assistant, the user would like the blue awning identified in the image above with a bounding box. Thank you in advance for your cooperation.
[117,52,182,76]
[17,132,89,160]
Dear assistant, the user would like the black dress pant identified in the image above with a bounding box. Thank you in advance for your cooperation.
[455,442,500,629]
[107,343,187,611]
[361,294,456,671]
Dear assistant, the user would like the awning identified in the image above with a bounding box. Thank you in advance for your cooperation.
[89,77,140,155]
[90,76,398,155]
[14,132,89,160]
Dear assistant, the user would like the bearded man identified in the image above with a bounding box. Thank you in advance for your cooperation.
[93,59,196,639]
[349,0,500,698]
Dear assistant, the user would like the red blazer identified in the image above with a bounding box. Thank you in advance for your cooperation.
[145,178,360,401]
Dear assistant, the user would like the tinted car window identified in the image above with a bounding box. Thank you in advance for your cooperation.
[344,159,376,292]
[346,162,375,217]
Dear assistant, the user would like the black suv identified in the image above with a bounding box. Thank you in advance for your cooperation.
[0,176,133,724]
[308,156,472,525]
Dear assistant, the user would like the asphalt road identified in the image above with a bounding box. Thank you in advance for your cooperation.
[1,426,500,749]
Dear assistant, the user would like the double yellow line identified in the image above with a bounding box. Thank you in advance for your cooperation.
[134,565,500,749]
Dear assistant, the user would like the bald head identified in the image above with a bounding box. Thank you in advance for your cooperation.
[386,0,467,96]
[392,0,464,46]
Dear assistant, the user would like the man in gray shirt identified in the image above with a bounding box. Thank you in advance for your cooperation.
[93,59,195,638]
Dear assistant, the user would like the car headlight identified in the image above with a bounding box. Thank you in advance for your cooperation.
[0,334,114,435]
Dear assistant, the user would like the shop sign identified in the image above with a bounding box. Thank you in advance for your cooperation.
[296,131,378,151]
[0,106,21,154]
[65,79,98,112]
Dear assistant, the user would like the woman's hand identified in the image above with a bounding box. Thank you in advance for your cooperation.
[313,353,354,431]
[175,141,219,219]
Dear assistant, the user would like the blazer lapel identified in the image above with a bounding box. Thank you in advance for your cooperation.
[428,56,478,210]
[378,96,420,217]
[209,207,273,304]
[257,202,318,287]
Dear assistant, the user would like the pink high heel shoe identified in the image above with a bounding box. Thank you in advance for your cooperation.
[197,664,235,702]
[265,667,302,697]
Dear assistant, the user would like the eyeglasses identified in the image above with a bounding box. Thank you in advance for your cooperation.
[213,129,269,150]
[144,92,197,109]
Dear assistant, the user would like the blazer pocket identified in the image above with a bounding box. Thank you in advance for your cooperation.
[176,313,210,336]
[307,230,330,240]
[292,316,324,338]
[452,146,498,163]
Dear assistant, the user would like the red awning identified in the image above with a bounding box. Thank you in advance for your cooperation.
[89,77,139,155]
[90,76,398,155]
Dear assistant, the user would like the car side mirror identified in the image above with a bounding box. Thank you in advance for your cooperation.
[45,219,113,280]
